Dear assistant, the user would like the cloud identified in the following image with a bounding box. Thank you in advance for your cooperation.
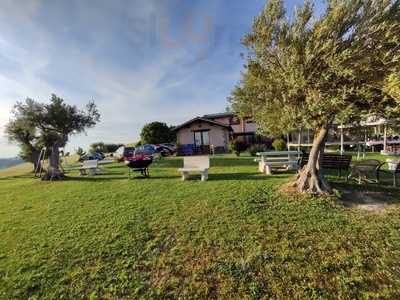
[0,0,264,157]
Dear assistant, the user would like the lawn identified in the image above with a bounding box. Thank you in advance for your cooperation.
[1,154,400,299]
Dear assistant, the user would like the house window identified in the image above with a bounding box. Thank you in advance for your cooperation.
[193,130,210,146]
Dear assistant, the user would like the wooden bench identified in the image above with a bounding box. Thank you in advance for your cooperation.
[256,151,300,175]
[300,153,352,178]
[178,156,210,181]
[79,160,100,176]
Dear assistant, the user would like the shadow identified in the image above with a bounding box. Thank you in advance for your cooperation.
[211,157,257,167]
[102,164,125,169]
[207,172,289,181]
[331,181,400,211]
[153,159,182,168]
[153,156,259,168]
[100,171,126,175]
[0,174,36,180]
[65,176,129,182]
[65,174,181,182]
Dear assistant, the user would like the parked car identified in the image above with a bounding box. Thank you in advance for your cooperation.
[156,145,174,156]
[135,144,157,156]
[122,147,136,160]
[134,144,170,157]
[78,152,104,162]
[161,143,176,153]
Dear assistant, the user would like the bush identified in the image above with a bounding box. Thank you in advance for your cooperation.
[76,147,85,156]
[90,142,123,154]
[272,139,287,151]
[229,140,247,156]
[140,122,175,144]
[248,144,267,156]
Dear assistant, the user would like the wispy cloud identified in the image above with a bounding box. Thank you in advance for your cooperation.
[1,0,297,157]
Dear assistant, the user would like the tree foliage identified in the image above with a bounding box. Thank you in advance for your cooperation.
[90,142,123,154]
[232,0,400,134]
[231,0,400,194]
[140,122,175,145]
[76,147,86,157]
[6,94,100,179]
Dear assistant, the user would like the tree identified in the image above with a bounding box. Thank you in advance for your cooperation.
[5,101,46,172]
[76,147,86,157]
[140,122,175,144]
[231,0,400,194]
[6,94,100,180]
[90,142,123,153]
[229,139,247,156]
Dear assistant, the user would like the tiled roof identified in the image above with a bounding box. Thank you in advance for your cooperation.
[173,117,232,131]
[202,112,234,119]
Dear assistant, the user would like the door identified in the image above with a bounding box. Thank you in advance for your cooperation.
[194,130,210,146]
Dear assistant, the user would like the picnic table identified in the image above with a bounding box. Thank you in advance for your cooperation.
[256,151,301,175]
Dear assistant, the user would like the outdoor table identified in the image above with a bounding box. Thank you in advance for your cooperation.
[256,151,301,175]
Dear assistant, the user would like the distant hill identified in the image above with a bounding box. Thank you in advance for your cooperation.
[0,157,23,170]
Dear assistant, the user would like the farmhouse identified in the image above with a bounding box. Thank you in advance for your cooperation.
[174,112,258,153]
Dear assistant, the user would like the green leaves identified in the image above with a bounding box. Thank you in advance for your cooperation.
[5,95,101,165]
[231,0,400,135]
[140,122,175,145]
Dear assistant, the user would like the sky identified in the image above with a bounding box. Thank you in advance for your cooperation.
[0,0,324,158]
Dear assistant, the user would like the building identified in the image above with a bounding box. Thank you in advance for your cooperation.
[174,112,258,154]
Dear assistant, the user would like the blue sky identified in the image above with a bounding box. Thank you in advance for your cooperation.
[0,0,324,158]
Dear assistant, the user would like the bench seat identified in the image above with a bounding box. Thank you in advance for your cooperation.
[178,156,210,181]
[79,160,100,176]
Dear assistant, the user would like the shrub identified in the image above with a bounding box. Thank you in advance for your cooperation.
[272,139,287,151]
[229,140,247,156]
[76,147,85,156]
[140,122,175,144]
[248,144,267,156]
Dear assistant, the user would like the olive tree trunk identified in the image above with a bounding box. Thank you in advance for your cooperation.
[30,149,42,173]
[42,143,65,181]
[294,124,332,194]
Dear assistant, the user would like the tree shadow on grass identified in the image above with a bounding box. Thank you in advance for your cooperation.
[153,157,258,168]
[330,180,400,212]
[206,172,291,181]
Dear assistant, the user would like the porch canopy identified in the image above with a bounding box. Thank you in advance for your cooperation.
[287,117,400,157]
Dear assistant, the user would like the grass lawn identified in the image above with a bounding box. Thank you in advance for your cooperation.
[1,154,400,299]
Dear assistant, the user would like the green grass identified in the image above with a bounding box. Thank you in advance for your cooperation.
[1,155,400,299]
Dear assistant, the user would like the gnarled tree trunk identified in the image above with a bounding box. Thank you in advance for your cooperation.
[294,124,332,195]
[42,142,65,181]
[30,149,42,173]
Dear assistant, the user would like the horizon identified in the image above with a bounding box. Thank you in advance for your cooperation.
[0,0,324,158]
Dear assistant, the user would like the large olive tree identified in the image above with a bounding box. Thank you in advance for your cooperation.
[231,0,400,194]
[6,94,100,180]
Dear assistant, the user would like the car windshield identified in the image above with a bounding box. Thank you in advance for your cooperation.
[123,147,135,156]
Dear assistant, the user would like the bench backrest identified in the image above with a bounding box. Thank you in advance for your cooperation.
[353,159,382,169]
[301,153,352,170]
[82,160,98,168]
[257,151,300,156]
[183,155,210,169]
